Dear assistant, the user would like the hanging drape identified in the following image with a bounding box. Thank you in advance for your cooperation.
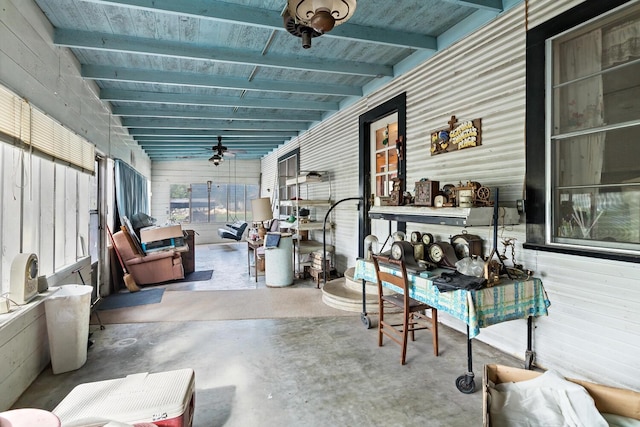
[558,29,605,188]
[114,159,149,221]
[602,17,640,68]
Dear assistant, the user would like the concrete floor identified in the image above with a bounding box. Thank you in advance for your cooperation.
[13,242,524,426]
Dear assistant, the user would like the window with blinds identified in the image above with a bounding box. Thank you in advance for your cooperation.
[0,85,95,173]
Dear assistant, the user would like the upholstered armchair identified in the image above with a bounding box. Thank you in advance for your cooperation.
[111,230,185,285]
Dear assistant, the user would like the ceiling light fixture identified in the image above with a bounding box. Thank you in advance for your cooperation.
[209,154,224,166]
[284,0,357,49]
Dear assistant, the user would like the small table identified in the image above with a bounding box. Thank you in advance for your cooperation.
[246,239,263,282]
[353,258,551,393]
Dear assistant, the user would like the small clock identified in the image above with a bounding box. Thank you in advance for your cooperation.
[391,241,414,260]
[421,233,434,245]
[410,231,422,244]
[450,231,484,260]
[428,242,458,269]
[433,195,445,208]
[390,241,427,274]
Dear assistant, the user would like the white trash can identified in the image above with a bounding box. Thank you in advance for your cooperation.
[44,285,92,374]
[264,232,294,287]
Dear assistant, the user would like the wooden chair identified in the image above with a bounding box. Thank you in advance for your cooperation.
[372,255,438,365]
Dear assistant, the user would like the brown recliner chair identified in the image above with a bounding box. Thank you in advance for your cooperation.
[111,230,185,285]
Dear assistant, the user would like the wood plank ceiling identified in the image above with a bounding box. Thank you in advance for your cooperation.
[32,0,513,161]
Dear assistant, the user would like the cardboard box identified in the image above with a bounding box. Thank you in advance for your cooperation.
[140,224,183,243]
[483,364,640,426]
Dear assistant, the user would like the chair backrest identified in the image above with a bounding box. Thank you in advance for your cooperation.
[235,221,248,235]
[372,255,411,299]
[112,230,139,261]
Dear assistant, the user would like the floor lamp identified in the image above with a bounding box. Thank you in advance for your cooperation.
[251,197,273,240]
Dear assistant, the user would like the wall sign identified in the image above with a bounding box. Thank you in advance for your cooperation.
[430,115,482,155]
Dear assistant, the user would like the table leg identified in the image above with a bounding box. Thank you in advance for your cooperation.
[455,325,476,394]
[247,243,250,276]
[255,249,258,283]
[524,316,535,369]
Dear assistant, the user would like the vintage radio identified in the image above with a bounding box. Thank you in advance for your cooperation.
[414,180,440,206]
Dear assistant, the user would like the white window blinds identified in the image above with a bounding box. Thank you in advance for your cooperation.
[0,85,95,173]
[0,85,30,143]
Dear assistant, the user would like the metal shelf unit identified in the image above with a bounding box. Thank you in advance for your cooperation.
[278,171,334,277]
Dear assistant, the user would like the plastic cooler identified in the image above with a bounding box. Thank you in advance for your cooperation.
[52,369,195,427]
[0,409,61,427]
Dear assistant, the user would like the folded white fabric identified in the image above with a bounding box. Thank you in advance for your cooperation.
[488,370,608,427]
[602,413,640,427]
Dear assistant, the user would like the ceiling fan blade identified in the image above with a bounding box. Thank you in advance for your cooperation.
[226,149,247,155]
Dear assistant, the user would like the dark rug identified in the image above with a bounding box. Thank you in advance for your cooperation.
[175,270,213,282]
[98,288,165,311]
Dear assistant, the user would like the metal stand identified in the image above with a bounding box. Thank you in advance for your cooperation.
[75,268,105,330]
[453,188,536,392]
[322,197,363,286]
[455,188,500,393]
[525,316,535,369]
[455,325,476,394]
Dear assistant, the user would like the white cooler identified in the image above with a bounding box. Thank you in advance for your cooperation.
[53,369,195,427]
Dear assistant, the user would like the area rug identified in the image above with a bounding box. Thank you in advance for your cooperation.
[97,288,165,311]
[174,270,213,282]
[94,288,355,324]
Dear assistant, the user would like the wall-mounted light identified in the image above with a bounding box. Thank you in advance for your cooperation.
[284,0,357,48]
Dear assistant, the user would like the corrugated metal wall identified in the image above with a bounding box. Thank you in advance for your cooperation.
[261,0,640,391]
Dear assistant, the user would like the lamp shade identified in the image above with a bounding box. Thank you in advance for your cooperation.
[251,197,274,222]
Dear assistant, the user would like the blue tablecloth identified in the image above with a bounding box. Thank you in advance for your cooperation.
[354,259,550,338]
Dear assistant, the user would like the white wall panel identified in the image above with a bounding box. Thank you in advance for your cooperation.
[0,302,49,411]
[38,160,55,275]
[22,153,42,255]
[260,154,278,198]
[261,0,640,391]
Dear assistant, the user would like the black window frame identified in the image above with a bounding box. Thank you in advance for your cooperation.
[277,148,300,220]
[524,0,640,263]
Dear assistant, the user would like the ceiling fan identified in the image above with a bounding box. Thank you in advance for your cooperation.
[211,135,227,157]
[206,136,246,166]
[174,136,246,164]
